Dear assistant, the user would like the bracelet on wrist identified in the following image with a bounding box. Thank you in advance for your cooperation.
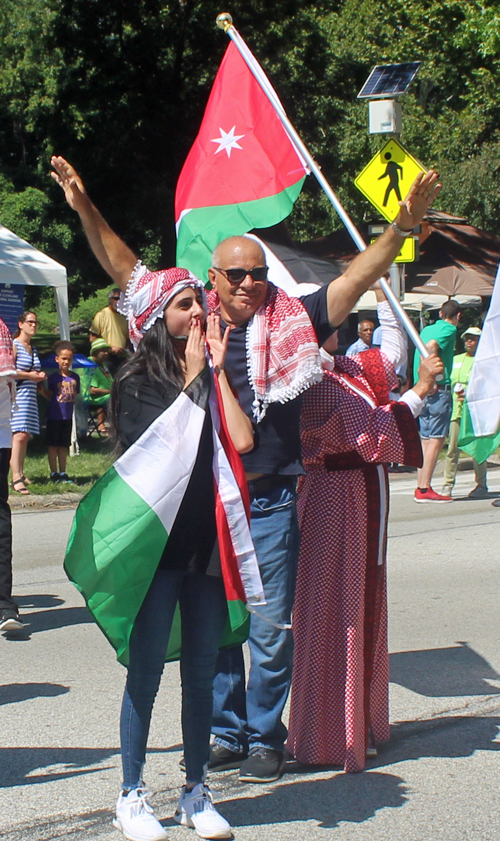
[391,221,413,238]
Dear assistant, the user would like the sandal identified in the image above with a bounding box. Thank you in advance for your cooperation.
[21,474,31,486]
[11,478,30,495]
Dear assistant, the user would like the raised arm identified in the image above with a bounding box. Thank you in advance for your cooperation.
[50,156,137,291]
[326,170,442,327]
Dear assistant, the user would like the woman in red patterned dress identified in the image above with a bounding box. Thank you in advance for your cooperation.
[287,294,443,772]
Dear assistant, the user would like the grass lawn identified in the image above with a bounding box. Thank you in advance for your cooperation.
[14,434,114,496]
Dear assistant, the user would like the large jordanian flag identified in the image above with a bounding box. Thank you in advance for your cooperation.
[64,377,264,666]
[175,41,308,282]
[458,261,500,462]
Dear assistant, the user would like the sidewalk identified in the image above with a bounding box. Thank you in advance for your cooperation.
[2,492,500,840]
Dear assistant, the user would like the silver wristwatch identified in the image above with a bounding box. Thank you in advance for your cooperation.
[391,221,413,237]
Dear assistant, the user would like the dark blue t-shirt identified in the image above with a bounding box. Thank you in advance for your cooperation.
[224,284,332,475]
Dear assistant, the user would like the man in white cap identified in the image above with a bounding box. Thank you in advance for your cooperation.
[442,326,488,499]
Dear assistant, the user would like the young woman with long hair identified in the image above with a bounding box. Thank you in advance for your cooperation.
[103,266,253,841]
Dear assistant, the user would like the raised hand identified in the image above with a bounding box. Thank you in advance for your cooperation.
[50,156,90,215]
[415,352,444,398]
[205,313,232,374]
[183,316,206,386]
[50,156,137,289]
[396,169,442,230]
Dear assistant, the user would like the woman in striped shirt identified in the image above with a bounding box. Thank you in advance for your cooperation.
[10,312,46,494]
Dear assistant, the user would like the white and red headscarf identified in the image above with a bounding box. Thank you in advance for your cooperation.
[121,262,205,349]
[207,282,323,421]
[123,263,322,418]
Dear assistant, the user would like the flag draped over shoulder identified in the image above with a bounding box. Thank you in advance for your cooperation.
[64,376,264,667]
[175,41,308,282]
[458,261,500,463]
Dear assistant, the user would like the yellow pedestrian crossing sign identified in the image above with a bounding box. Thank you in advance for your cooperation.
[370,235,418,263]
[355,139,427,223]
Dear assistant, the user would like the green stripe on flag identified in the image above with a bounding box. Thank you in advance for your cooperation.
[65,466,251,667]
[176,180,305,282]
[458,402,500,464]
[64,467,169,666]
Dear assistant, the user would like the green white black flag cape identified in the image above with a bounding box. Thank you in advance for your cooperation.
[64,373,264,665]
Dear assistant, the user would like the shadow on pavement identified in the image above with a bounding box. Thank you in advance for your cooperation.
[220,771,407,829]
[20,605,93,634]
[3,594,92,638]
[390,641,500,696]
[0,683,69,705]
[0,746,118,787]
[15,595,64,609]
[0,745,171,788]
[373,714,500,767]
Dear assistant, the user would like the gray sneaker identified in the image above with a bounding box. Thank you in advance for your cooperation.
[239,747,285,783]
[208,743,246,771]
[441,485,453,497]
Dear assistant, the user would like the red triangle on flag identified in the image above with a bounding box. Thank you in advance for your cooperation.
[175,42,307,219]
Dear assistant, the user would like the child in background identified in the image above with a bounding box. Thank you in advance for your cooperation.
[42,341,80,482]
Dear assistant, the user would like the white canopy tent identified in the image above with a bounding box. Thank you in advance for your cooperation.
[350,290,481,313]
[0,224,69,338]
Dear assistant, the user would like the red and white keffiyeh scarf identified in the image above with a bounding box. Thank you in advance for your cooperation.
[207,281,323,421]
[121,262,205,349]
[0,316,16,378]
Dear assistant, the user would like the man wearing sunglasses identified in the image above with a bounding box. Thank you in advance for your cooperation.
[90,287,129,375]
[50,155,441,782]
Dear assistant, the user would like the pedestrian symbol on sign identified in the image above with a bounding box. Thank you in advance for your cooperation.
[354,139,426,222]
[379,152,403,206]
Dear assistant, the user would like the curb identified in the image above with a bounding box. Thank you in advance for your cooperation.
[9,492,83,512]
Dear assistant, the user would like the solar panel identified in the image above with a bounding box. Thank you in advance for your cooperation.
[357,63,421,99]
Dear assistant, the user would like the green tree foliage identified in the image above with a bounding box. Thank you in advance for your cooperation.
[0,0,499,303]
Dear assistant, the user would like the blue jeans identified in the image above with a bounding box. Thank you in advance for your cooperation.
[120,567,227,788]
[419,388,452,439]
[212,480,299,753]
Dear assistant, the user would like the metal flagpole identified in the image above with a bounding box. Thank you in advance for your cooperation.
[216,13,430,361]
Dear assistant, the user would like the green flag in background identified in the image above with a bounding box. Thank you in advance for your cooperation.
[458,400,500,464]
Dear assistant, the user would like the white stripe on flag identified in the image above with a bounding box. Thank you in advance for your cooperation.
[210,393,265,605]
[466,261,500,436]
[115,392,205,533]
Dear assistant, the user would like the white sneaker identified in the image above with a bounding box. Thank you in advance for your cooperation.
[174,784,232,839]
[113,788,168,841]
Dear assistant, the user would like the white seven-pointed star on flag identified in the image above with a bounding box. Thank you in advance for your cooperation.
[211,126,245,158]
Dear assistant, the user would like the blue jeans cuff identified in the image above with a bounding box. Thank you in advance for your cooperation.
[249,741,284,753]
[213,737,246,755]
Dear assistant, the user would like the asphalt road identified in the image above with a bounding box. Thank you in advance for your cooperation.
[1,466,499,841]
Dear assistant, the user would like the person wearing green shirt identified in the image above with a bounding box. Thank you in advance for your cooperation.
[413,300,461,503]
[88,338,114,435]
[442,327,487,498]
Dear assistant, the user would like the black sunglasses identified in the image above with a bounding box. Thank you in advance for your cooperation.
[110,296,121,300]
[212,266,268,284]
